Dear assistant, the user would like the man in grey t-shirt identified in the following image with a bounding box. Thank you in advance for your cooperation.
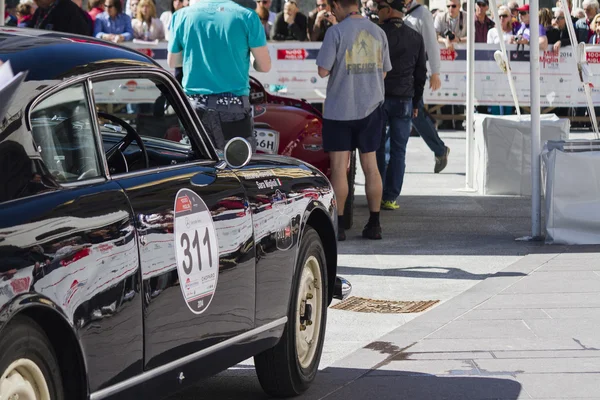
[316,0,392,241]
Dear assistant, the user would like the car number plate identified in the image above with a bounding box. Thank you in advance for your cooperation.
[253,129,279,154]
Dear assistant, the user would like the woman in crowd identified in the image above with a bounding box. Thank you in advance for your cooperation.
[160,0,188,40]
[132,0,165,41]
[16,2,33,27]
[589,13,600,43]
[88,0,104,23]
[487,5,515,43]
[539,7,556,38]
[94,0,134,43]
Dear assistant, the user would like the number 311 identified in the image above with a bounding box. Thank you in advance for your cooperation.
[180,227,213,274]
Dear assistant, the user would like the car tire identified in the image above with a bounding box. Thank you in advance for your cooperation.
[0,315,64,400]
[254,226,328,397]
[343,150,356,230]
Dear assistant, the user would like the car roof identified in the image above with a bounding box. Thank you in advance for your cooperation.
[0,27,158,82]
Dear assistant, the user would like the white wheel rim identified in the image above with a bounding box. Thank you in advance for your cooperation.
[0,359,51,400]
[295,255,323,370]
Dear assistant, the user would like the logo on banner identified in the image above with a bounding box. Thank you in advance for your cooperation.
[278,49,308,60]
[440,49,457,61]
[124,80,138,92]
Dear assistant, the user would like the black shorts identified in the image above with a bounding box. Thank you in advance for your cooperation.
[322,105,385,153]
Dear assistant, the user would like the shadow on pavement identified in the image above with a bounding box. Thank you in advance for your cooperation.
[169,366,523,400]
[336,266,527,281]
[341,194,574,256]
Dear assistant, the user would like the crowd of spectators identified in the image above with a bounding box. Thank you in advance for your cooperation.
[3,0,188,42]
[5,0,600,48]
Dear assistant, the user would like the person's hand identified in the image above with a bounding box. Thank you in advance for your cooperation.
[553,41,561,54]
[114,34,125,43]
[430,73,441,91]
[413,108,419,118]
[102,33,115,41]
[315,9,328,24]
[516,36,529,45]
[325,12,337,24]
[284,6,297,24]
[445,38,455,52]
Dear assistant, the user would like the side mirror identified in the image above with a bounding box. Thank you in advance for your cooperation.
[224,137,252,169]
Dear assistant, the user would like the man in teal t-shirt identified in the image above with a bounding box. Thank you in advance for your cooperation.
[167,0,272,150]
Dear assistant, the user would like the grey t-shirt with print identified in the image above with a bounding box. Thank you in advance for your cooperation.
[316,17,392,121]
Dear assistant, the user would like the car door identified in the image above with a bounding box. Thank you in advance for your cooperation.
[0,81,143,393]
[89,71,255,371]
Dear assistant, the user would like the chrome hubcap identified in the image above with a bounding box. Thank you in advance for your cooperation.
[0,359,50,400]
[296,255,323,369]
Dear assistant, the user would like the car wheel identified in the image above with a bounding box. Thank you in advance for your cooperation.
[343,150,356,230]
[254,226,327,397]
[0,315,64,400]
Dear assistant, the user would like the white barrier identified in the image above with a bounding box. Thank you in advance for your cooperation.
[124,41,600,106]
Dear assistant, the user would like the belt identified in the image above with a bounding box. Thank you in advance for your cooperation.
[187,93,250,109]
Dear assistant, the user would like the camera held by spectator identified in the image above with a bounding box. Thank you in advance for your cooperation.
[442,29,456,40]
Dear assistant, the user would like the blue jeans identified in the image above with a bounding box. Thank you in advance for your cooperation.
[412,98,446,157]
[376,98,412,202]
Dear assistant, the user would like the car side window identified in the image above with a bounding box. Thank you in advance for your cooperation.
[30,84,102,184]
[92,76,206,174]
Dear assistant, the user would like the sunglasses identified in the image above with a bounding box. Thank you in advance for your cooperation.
[446,4,457,8]
[553,15,564,20]
[316,3,327,7]
[476,2,487,6]
[256,0,268,2]
[499,14,509,18]
[104,3,115,7]
[518,11,528,15]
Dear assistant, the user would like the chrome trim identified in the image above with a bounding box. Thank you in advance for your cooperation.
[333,276,352,301]
[89,317,287,400]
[61,177,107,188]
[224,137,252,169]
[112,159,216,180]
[85,79,111,179]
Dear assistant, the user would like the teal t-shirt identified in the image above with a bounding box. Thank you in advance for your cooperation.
[169,0,267,96]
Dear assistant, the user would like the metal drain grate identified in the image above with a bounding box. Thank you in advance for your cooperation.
[330,296,439,313]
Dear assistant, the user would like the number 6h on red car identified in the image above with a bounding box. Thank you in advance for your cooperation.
[174,188,220,314]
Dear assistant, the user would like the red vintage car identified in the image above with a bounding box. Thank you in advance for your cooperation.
[249,77,356,230]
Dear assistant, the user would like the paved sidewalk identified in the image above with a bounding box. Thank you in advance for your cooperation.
[304,248,600,400]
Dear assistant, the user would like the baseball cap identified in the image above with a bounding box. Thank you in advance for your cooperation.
[476,0,489,5]
[373,0,406,11]
[517,4,530,12]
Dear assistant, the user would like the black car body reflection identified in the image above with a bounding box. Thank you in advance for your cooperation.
[0,28,348,400]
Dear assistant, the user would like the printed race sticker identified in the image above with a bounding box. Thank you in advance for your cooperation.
[174,189,219,314]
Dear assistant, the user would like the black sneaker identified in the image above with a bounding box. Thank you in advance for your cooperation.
[434,146,450,173]
[338,228,346,242]
[362,224,382,240]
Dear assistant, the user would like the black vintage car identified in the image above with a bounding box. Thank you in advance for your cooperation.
[0,28,351,400]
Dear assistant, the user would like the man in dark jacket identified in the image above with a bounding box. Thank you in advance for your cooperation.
[27,0,92,36]
[375,0,426,211]
[271,0,307,41]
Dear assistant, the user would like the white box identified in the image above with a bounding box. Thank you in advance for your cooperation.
[473,114,570,196]
[542,140,600,245]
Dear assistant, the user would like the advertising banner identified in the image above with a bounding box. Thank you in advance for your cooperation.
[123,41,600,106]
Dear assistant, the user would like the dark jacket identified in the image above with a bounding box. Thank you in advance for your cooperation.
[26,0,93,36]
[546,26,571,47]
[307,10,332,42]
[271,11,308,41]
[380,18,427,108]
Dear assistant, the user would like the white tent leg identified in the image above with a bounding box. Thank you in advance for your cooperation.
[465,0,475,190]
[530,0,542,239]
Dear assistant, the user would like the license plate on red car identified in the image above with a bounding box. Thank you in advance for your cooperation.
[253,129,279,154]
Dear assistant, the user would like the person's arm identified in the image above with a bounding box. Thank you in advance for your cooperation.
[413,37,427,110]
[539,34,548,50]
[251,46,271,72]
[94,17,106,38]
[167,13,183,68]
[433,13,445,43]
[121,15,134,41]
[560,28,571,47]
[316,29,337,78]
[248,11,271,71]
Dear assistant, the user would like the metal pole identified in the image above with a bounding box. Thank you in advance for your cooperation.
[465,0,475,189]
[530,0,542,238]
[0,0,5,26]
